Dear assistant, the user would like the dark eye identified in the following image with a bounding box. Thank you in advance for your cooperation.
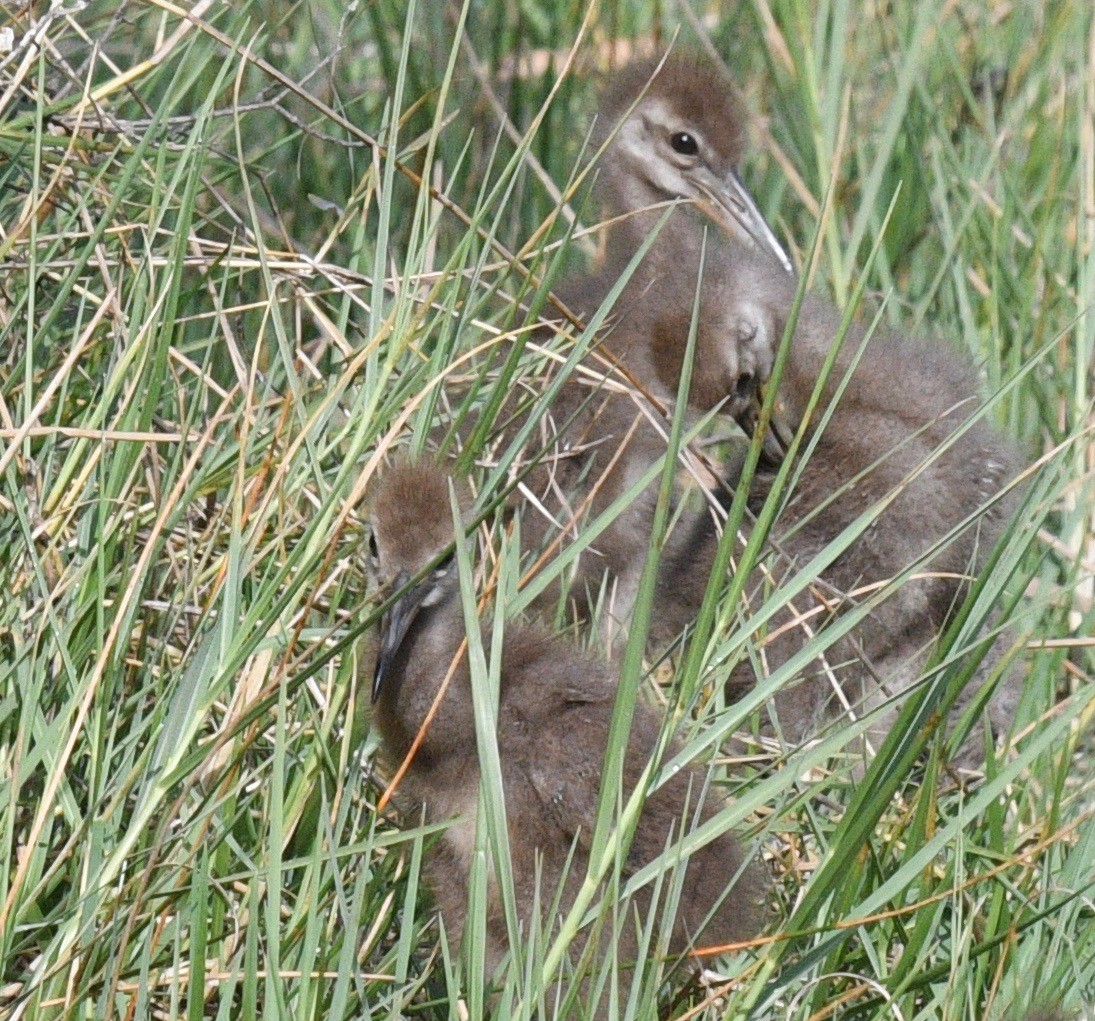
[670,131,699,156]
[367,532,379,563]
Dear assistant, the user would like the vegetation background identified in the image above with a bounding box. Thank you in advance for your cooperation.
[0,0,1092,1018]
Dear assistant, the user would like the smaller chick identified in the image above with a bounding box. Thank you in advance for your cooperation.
[368,461,766,1008]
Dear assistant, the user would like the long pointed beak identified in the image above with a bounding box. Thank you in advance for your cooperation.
[372,572,427,702]
[749,386,795,470]
[731,394,759,438]
[758,418,791,470]
[731,397,787,469]
[699,169,795,276]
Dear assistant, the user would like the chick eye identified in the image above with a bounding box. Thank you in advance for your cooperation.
[670,131,699,156]
[367,532,379,565]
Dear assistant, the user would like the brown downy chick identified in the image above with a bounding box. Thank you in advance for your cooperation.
[449,51,791,639]
[368,461,766,1002]
[590,52,793,276]
[652,265,1025,763]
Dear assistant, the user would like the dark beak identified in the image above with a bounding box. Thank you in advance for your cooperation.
[733,384,792,471]
[372,571,428,702]
[699,169,795,276]
[731,394,759,438]
[758,418,791,470]
[757,389,795,470]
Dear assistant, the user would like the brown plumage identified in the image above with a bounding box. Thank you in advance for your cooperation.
[491,225,782,636]
[368,462,766,1008]
[651,260,1025,763]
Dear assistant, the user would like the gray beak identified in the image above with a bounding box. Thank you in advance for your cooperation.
[701,169,795,276]
[372,571,428,702]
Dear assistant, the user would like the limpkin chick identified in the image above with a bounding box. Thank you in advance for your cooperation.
[496,226,783,639]
[652,260,1025,765]
[444,51,791,641]
[368,461,767,1010]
